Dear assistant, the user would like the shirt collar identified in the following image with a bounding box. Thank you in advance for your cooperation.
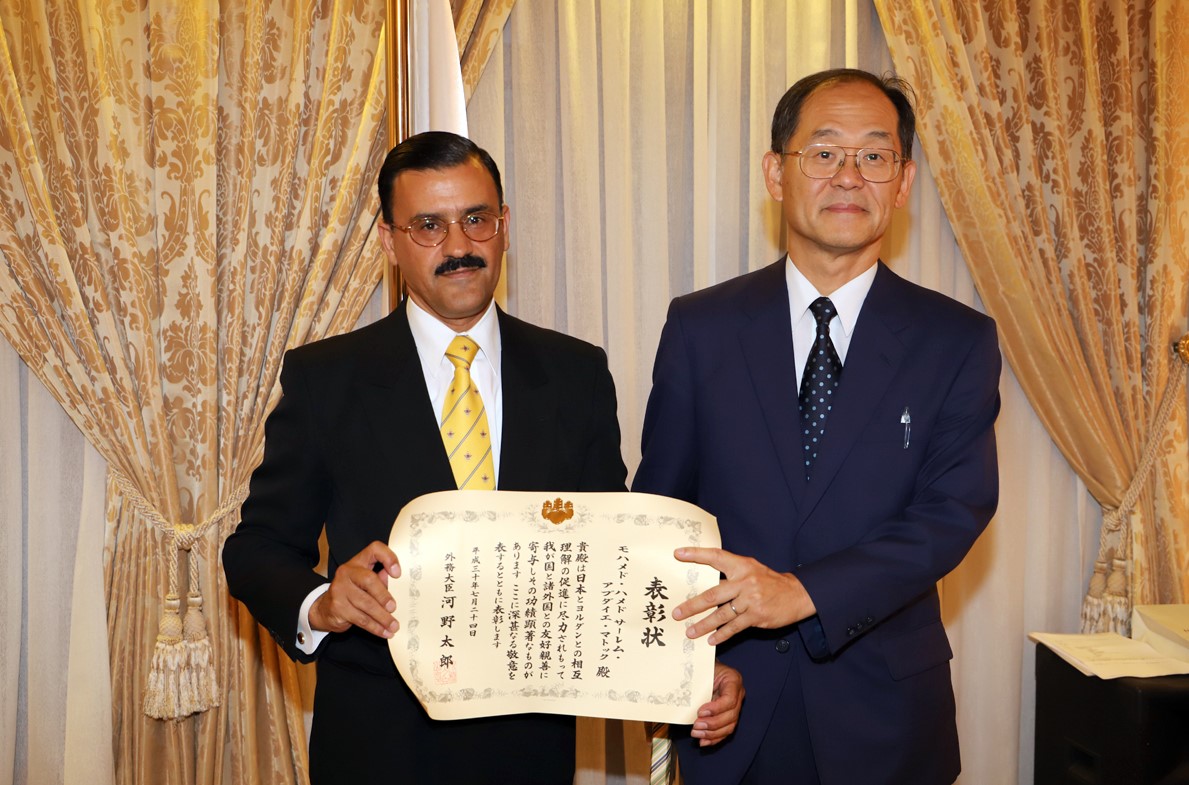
[784,257,877,338]
[406,297,502,376]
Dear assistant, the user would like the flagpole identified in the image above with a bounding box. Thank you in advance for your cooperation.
[384,0,412,313]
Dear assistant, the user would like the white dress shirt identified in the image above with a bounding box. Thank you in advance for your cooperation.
[785,257,877,388]
[296,297,504,654]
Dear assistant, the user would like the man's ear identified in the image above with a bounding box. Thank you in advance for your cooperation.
[378,221,400,269]
[761,151,785,202]
[500,204,510,253]
[894,159,917,209]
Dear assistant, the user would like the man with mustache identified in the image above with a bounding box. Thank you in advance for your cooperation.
[633,70,1001,784]
[224,131,742,785]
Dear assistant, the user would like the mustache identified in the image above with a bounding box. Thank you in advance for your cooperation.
[434,255,487,275]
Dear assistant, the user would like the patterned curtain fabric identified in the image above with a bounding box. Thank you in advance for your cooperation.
[0,1,388,783]
[873,0,1189,630]
[452,0,515,99]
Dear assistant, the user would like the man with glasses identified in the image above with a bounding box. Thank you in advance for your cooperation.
[634,70,1001,785]
[225,131,743,784]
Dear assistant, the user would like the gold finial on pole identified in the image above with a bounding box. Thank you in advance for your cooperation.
[1174,333,1189,365]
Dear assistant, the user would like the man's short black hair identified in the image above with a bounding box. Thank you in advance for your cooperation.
[377,131,504,223]
[770,69,916,161]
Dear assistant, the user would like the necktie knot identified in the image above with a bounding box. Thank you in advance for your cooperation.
[809,297,836,328]
[446,335,479,370]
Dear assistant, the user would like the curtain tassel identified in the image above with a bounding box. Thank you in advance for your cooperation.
[110,472,248,720]
[181,586,219,713]
[1080,555,1129,635]
[144,525,220,719]
[144,592,186,718]
[1079,560,1108,632]
[1080,338,1188,635]
[1102,557,1130,632]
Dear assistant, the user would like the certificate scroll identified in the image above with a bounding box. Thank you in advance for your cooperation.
[387,490,721,723]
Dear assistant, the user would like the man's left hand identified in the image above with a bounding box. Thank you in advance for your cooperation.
[690,661,745,746]
[671,547,816,645]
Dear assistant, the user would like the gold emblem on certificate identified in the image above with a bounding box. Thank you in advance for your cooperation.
[541,497,574,524]
[386,491,720,724]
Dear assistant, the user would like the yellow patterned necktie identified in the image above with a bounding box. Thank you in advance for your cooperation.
[441,335,496,490]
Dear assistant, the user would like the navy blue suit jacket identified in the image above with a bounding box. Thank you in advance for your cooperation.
[633,260,1000,785]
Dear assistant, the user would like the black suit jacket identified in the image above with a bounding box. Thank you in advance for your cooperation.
[224,301,628,784]
[633,261,1000,785]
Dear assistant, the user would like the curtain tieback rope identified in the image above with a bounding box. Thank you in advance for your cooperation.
[111,471,250,720]
[1081,333,1189,634]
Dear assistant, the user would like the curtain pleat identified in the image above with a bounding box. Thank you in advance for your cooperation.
[452,0,516,99]
[874,0,1189,630]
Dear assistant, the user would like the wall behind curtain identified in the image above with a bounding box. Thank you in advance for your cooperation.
[2,339,112,785]
[465,1,1101,783]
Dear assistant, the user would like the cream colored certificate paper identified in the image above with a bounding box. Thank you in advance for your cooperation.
[387,490,720,723]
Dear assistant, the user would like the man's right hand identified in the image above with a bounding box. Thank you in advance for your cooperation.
[308,541,401,638]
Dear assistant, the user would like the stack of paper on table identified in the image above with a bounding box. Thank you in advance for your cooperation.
[1028,604,1189,679]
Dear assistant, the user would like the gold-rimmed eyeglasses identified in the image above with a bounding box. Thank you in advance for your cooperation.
[391,211,503,247]
[784,144,907,183]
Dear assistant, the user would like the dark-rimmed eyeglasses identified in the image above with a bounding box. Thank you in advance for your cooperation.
[784,144,907,183]
[391,211,503,247]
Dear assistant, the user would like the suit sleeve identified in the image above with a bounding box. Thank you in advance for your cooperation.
[796,318,1001,656]
[578,346,630,492]
[632,301,699,502]
[223,350,333,662]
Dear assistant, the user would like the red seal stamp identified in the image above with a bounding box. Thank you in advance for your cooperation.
[434,660,458,685]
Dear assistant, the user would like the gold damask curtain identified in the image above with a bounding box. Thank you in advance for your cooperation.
[0,1,388,783]
[874,0,1189,629]
[452,0,515,99]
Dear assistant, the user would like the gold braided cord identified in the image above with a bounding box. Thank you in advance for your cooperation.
[1083,335,1189,633]
[109,471,250,544]
[1100,336,1189,535]
[107,472,250,718]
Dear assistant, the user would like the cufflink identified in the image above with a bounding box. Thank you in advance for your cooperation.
[297,632,306,645]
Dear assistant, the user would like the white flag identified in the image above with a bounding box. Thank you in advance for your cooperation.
[411,0,468,136]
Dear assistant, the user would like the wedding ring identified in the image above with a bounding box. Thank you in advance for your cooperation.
[729,601,739,615]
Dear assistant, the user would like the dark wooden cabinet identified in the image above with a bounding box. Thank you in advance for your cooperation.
[1034,643,1189,784]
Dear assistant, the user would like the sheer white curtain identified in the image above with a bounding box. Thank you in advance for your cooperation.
[1,339,112,785]
[467,1,1100,783]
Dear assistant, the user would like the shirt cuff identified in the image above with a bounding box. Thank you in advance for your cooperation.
[296,583,332,655]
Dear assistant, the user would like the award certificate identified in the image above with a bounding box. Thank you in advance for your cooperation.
[386,490,720,723]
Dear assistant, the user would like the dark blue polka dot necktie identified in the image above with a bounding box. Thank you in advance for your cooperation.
[799,297,842,481]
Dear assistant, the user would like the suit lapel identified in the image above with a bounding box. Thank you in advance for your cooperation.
[798,263,912,519]
[495,309,555,490]
[359,303,457,493]
[739,261,803,515]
